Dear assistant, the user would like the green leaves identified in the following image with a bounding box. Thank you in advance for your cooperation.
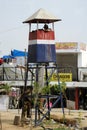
[41,82,66,95]
[0,83,11,94]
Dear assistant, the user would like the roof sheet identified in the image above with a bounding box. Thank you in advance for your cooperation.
[11,49,28,57]
[23,8,61,23]
[2,55,15,59]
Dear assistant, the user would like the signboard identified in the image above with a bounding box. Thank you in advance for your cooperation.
[80,43,86,51]
[55,42,78,49]
[55,42,87,51]
[50,73,72,82]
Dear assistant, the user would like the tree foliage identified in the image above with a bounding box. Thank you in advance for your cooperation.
[0,83,11,94]
[41,81,66,95]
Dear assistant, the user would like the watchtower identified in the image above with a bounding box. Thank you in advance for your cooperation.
[23,9,63,126]
[23,8,61,63]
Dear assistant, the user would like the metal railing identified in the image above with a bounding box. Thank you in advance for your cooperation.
[0,66,32,81]
[0,65,78,81]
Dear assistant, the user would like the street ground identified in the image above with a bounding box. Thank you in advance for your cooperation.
[0,108,87,130]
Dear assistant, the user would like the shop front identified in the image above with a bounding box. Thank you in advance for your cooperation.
[66,82,87,110]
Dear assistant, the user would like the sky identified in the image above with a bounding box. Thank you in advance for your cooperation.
[0,0,87,57]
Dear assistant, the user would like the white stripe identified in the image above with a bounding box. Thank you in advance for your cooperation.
[29,40,55,45]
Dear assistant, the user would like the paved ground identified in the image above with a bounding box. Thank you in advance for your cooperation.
[0,109,87,130]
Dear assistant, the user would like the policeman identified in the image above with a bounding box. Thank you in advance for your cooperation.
[19,86,33,122]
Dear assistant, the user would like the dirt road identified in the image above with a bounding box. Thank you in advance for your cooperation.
[0,109,87,130]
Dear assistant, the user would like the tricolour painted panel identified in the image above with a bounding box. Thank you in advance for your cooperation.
[29,30,55,40]
[29,39,55,45]
[28,44,56,63]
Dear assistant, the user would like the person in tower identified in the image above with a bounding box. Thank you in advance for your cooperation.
[43,24,51,31]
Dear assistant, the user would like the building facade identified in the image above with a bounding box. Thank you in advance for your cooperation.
[54,42,87,110]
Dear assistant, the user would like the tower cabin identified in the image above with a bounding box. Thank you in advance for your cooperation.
[23,8,61,63]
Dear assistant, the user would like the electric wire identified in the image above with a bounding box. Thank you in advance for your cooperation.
[0,25,27,35]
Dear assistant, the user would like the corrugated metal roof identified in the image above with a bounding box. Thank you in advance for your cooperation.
[23,8,61,23]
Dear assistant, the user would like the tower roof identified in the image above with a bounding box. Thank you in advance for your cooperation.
[23,8,61,24]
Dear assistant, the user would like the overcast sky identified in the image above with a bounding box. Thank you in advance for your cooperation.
[0,0,87,57]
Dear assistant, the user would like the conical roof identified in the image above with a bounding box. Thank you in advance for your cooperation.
[23,8,61,23]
